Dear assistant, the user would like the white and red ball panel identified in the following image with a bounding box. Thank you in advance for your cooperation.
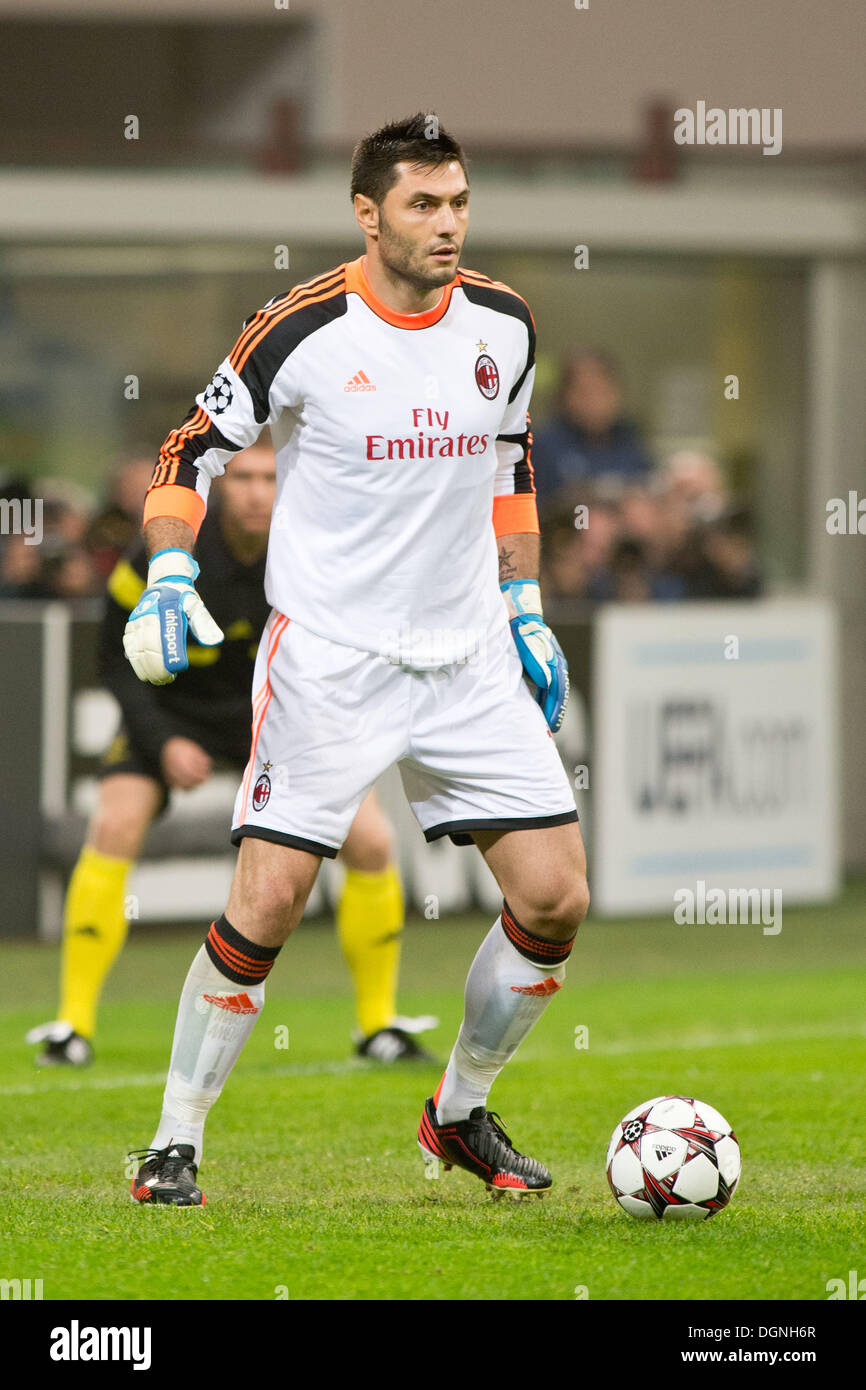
[693,1100,734,1136]
[621,1096,665,1124]
[645,1096,697,1130]
[606,1094,740,1221]
[661,1202,711,1222]
[608,1143,645,1196]
[639,1130,689,1182]
[618,1195,656,1220]
[714,1134,742,1189]
[671,1152,720,1203]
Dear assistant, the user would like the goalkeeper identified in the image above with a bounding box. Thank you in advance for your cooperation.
[27,442,430,1067]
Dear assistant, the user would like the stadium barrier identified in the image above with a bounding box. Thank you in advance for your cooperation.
[0,598,838,937]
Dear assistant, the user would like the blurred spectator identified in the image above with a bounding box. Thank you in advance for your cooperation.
[532,349,654,506]
[685,505,763,599]
[86,450,155,581]
[0,474,102,599]
[661,449,729,521]
[47,547,101,600]
[543,518,593,602]
[36,478,93,547]
[0,531,50,597]
[586,537,685,602]
[541,494,621,601]
[0,472,32,508]
[540,459,760,604]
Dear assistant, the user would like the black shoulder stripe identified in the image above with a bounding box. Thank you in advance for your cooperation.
[246,267,345,328]
[457,277,535,403]
[495,427,534,493]
[239,287,348,423]
[152,405,244,490]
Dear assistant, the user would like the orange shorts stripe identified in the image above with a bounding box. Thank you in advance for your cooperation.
[239,614,290,818]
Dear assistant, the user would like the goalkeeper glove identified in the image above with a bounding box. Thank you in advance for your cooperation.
[501,578,569,733]
[123,548,223,685]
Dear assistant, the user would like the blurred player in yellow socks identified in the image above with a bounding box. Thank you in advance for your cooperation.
[48,845,134,1063]
[27,442,431,1066]
[337,797,436,1060]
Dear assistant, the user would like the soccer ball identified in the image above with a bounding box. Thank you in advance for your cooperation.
[606,1095,741,1221]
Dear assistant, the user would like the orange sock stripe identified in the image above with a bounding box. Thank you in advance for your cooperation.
[204,918,280,986]
[207,926,274,978]
[501,902,575,964]
[207,947,272,983]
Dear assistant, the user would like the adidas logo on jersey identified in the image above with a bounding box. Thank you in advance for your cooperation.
[202,992,259,1015]
[344,370,376,392]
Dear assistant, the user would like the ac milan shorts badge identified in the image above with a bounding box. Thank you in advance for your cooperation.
[252,773,271,811]
[474,353,500,399]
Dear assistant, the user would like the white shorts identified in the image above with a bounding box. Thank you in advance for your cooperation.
[231,613,578,858]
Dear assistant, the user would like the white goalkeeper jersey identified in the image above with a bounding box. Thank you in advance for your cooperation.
[145,256,539,668]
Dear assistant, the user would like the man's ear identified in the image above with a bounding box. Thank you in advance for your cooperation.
[353,193,379,238]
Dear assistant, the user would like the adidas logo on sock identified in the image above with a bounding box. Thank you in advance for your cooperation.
[344,369,376,392]
[202,992,259,1015]
[509,977,562,997]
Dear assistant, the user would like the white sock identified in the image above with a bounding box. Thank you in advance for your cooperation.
[150,945,266,1165]
[436,913,571,1124]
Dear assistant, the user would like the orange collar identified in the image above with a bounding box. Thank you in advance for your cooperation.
[344,255,457,329]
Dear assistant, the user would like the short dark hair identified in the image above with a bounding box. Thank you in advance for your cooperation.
[350,111,468,205]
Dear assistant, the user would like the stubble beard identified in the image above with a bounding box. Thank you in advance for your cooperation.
[377,211,458,295]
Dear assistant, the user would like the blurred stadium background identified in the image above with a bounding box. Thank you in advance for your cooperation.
[1,0,864,935]
[3,0,866,1309]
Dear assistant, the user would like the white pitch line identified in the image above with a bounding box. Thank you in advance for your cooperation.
[591,1019,866,1056]
[0,1057,369,1098]
[4,1022,864,1099]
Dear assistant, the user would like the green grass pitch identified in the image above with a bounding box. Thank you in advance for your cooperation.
[3,882,865,1302]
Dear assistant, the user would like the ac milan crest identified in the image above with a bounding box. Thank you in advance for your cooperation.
[474,353,500,399]
[252,773,271,811]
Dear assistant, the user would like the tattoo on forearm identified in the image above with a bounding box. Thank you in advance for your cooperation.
[498,544,518,583]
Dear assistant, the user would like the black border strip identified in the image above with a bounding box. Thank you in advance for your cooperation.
[423,810,578,846]
[230,825,339,859]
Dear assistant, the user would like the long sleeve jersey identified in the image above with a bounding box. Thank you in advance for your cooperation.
[144,256,538,668]
[101,508,269,762]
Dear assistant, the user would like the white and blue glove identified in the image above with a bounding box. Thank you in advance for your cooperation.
[123,548,223,685]
[502,578,570,733]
